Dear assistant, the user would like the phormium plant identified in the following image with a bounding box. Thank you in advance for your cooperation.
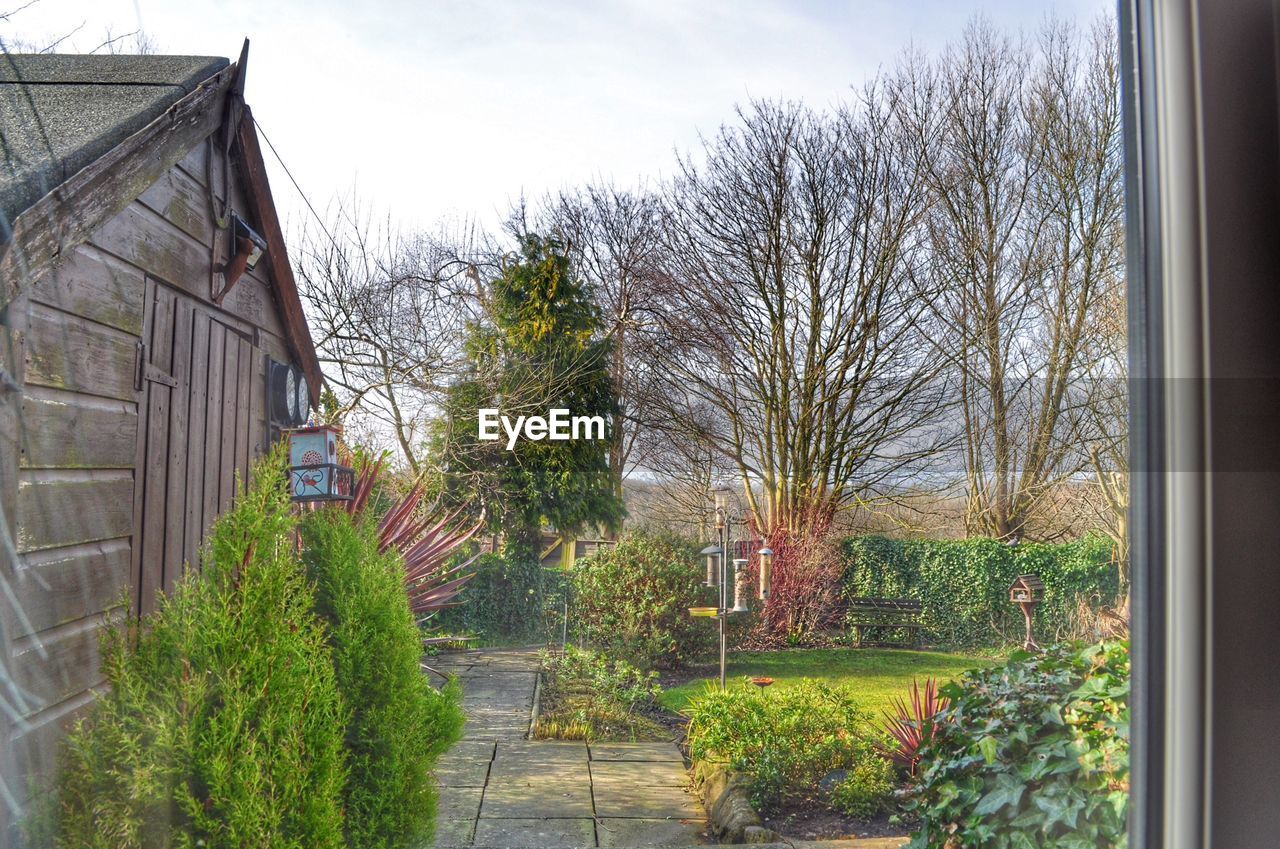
[879,677,950,777]
[348,455,481,623]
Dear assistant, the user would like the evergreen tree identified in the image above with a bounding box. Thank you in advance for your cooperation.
[434,234,624,557]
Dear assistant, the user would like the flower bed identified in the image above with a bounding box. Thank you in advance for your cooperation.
[684,678,894,818]
[533,646,671,742]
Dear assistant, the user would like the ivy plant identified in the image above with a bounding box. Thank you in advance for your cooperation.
[905,641,1129,849]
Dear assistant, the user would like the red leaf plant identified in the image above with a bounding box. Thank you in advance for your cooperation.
[346,455,482,625]
[878,677,951,777]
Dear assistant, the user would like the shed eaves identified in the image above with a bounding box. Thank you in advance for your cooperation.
[0,53,229,240]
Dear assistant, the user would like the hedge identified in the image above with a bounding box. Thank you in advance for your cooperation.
[840,535,1120,648]
[432,551,568,644]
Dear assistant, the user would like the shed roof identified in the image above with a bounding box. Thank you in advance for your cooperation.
[0,54,229,236]
[0,50,324,403]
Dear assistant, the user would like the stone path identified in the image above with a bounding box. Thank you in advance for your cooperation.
[429,649,708,848]
[431,648,541,740]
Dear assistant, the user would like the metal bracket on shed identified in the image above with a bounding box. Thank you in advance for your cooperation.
[134,341,176,391]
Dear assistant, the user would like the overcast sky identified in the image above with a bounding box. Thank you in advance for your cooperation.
[2,0,1111,235]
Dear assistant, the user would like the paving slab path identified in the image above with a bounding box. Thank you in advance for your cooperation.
[429,648,709,848]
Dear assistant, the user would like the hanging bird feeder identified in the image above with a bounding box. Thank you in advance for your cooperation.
[700,543,722,588]
[731,558,751,614]
[757,546,774,599]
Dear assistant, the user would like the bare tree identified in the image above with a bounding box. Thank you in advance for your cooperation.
[1072,273,1129,583]
[1049,19,1129,579]
[1,1,158,55]
[908,17,1124,541]
[655,95,947,541]
[295,203,487,471]
[629,394,739,539]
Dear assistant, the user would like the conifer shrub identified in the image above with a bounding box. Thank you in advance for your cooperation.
[55,451,348,848]
[300,508,465,849]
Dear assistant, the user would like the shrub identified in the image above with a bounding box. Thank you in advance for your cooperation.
[685,678,888,815]
[570,531,715,669]
[841,535,1120,648]
[534,646,665,741]
[761,526,845,642]
[905,641,1129,849]
[831,756,896,819]
[55,452,348,848]
[301,509,465,849]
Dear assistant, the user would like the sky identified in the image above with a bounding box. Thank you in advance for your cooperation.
[2,0,1111,237]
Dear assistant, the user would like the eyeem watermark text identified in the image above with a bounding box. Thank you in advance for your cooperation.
[478,408,606,450]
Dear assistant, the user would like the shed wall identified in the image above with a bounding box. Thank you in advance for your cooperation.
[1,130,298,834]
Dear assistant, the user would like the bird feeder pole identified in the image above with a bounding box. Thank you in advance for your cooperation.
[691,491,772,690]
[715,491,729,689]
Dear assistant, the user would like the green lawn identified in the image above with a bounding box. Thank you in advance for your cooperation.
[658,648,997,717]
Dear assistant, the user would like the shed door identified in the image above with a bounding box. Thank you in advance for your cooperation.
[132,280,265,617]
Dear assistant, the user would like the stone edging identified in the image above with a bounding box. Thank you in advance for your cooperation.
[691,756,780,845]
[527,670,543,739]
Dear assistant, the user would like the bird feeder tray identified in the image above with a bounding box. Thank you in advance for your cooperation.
[689,606,719,618]
[1009,574,1046,604]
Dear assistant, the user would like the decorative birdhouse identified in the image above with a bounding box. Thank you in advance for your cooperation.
[1009,574,1045,651]
[287,424,354,502]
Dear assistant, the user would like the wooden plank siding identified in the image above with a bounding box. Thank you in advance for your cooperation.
[22,302,139,403]
[8,540,132,639]
[90,202,286,339]
[16,472,134,553]
[0,300,26,843]
[19,389,138,470]
[3,128,298,829]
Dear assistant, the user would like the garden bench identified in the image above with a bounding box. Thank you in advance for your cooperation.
[845,597,923,648]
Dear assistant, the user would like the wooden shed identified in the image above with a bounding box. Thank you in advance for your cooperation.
[0,49,321,839]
